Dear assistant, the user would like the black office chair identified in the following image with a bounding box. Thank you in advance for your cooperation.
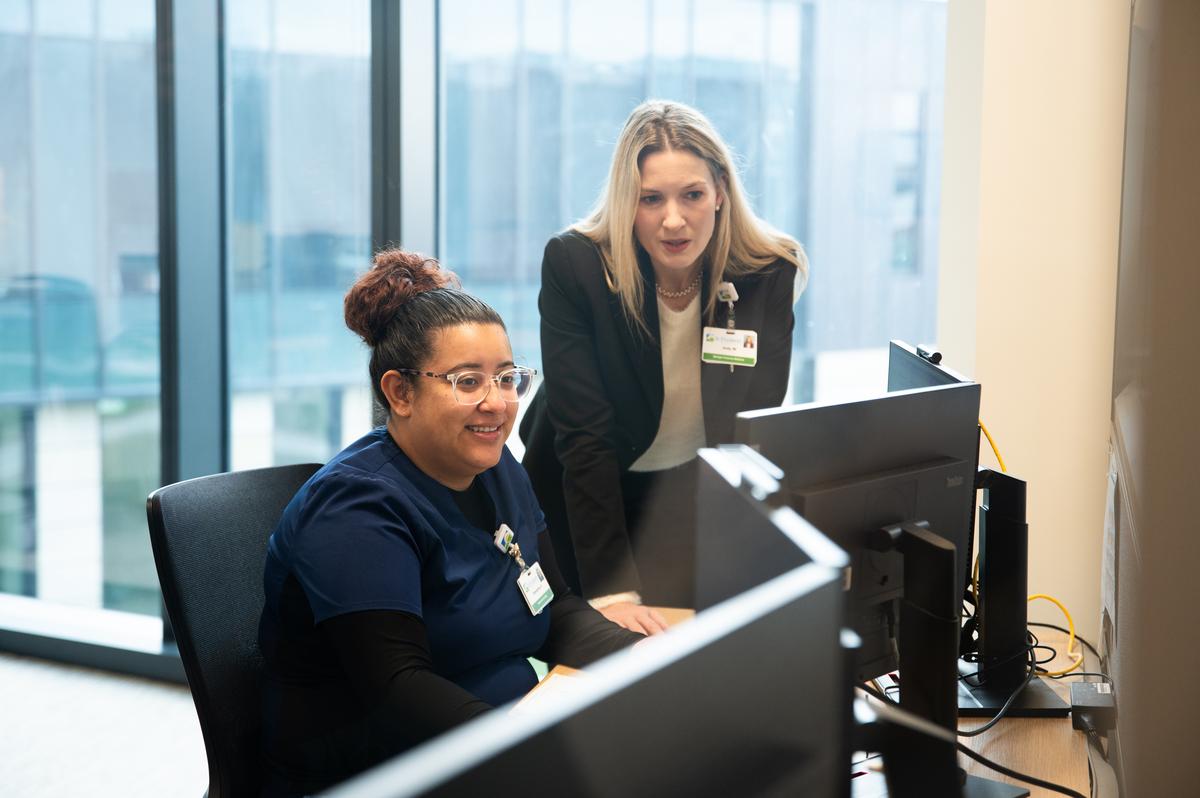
[147,463,322,798]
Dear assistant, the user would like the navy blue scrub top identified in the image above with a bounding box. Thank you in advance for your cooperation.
[261,427,551,706]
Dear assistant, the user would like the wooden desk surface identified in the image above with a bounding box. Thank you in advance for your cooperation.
[651,606,695,627]
[957,628,1091,797]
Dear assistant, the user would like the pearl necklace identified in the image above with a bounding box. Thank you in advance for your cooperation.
[655,273,701,299]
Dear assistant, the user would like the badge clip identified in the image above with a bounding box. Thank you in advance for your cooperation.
[493,523,515,554]
[717,282,739,371]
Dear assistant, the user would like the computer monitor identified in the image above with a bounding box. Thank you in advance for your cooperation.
[732,380,981,731]
[693,443,849,608]
[322,447,850,798]
[886,340,971,391]
[887,343,1067,719]
[886,339,982,596]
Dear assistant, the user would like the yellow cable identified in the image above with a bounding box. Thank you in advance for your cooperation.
[1028,593,1083,676]
[973,426,1082,676]
[979,418,1007,473]
[971,419,1006,609]
[971,556,979,611]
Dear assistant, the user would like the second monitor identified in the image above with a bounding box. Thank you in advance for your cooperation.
[731,380,981,731]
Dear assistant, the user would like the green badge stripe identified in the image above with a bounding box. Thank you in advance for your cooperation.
[531,586,554,614]
[702,352,755,365]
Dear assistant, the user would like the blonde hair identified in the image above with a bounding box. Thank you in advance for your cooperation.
[574,100,808,332]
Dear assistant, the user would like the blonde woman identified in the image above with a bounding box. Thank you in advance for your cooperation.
[520,100,808,632]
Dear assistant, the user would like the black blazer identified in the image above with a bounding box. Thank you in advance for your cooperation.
[520,230,797,598]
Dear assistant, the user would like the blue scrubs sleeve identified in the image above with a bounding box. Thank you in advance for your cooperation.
[289,472,424,624]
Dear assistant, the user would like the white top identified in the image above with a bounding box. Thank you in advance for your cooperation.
[629,294,707,473]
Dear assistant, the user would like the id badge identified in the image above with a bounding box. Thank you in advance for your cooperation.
[517,561,554,616]
[701,326,758,367]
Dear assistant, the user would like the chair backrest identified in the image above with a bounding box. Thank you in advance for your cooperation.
[147,463,322,798]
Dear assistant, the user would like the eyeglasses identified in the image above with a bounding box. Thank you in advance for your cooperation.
[396,366,538,405]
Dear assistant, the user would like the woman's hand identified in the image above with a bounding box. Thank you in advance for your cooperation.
[598,602,670,635]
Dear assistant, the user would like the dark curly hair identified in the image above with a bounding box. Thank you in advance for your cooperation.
[344,249,505,409]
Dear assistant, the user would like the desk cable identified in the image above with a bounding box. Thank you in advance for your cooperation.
[966,422,1117,797]
[954,740,1087,798]
[1085,729,1120,798]
[855,684,1087,798]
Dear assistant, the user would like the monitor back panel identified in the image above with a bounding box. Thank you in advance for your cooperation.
[734,382,981,603]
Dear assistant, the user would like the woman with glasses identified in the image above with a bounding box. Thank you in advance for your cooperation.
[520,100,808,631]
[258,249,640,797]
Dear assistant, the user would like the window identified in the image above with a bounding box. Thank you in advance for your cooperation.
[0,0,948,675]
[225,0,373,470]
[438,0,947,403]
[890,91,925,274]
[0,1,162,624]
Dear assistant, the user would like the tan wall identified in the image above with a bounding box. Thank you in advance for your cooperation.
[938,0,1130,640]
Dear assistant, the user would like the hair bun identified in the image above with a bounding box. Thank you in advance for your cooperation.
[344,249,461,347]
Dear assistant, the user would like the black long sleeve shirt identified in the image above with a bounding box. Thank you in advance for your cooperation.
[260,478,640,797]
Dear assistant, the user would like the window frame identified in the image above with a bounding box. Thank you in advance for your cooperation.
[0,0,424,681]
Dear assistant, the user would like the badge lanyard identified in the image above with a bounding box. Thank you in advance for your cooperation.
[701,282,758,370]
[493,523,554,615]
[723,285,737,372]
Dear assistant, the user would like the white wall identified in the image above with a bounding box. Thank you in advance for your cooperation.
[939,0,1130,640]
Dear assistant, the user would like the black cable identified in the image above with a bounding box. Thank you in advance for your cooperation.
[956,741,1087,798]
[1033,643,1058,665]
[1028,622,1101,661]
[860,663,1086,797]
[958,652,1036,738]
[960,649,1032,685]
[901,597,961,625]
[960,633,1037,684]
[960,639,1034,670]
[1027,622,1116,687]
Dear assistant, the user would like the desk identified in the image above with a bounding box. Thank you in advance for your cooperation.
[957,628,1092,797]
[535,613,1091,797]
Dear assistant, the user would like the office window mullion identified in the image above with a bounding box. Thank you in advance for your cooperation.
[371,0,402,254]
[156,0,227,647]
[372,0,438,258]
[156,0,227,493]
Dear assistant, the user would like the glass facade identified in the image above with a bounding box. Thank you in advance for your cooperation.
[0,0,161,617]
[224,0,373,471]
[0,0,947,665]
[439,0,946,403]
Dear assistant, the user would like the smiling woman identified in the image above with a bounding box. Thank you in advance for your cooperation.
[257,250,640,797]
[385,323,520,489]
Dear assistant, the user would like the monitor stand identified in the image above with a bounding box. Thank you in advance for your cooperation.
[881,524,1028,797]
[958,470,1069,718]
[850,765,1028,798]
[959,663,1071,717]
[962,775,1030,798]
